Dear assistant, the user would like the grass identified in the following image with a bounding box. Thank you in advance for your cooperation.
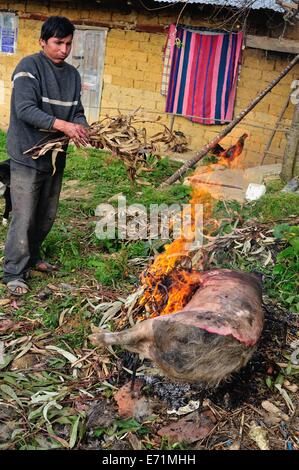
[0,127,298,309]
[0,128,298,450]
[212,191,299,311]
[0,130,6,161]
[250,192,299,222]
[0,128,191,304]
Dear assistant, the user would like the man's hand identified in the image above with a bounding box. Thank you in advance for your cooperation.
[90,140,104,149]
[53,119,89,147]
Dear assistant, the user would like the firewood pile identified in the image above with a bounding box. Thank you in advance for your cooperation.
[24,111,177,181]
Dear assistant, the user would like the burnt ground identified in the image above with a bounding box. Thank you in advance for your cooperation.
[75,299,299,451]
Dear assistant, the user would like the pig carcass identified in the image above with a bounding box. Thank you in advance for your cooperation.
[90,269,264,386]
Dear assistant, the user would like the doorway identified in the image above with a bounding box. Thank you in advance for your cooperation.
[67,28,107,123]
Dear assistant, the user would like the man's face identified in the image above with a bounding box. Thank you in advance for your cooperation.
[39,34,73,64]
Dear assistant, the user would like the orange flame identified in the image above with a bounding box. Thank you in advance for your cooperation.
[139,187,214,317]
[139,134,248,318]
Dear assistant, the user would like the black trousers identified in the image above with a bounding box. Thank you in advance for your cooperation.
[3,160,63,283]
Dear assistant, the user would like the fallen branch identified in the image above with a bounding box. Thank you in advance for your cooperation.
[187,179,243,190]
[161,54,299,187]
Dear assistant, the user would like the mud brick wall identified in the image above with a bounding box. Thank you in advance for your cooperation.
[0,0,298,168]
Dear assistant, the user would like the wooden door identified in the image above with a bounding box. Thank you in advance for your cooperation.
[67,28,107,123]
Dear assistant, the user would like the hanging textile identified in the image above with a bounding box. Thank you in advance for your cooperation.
[165,26,243,125]
[161,24,177,96]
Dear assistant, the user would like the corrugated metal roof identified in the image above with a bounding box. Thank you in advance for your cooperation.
[153,0,285,13]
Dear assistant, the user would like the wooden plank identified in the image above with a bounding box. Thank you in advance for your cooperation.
[136,24,167,33]
[246,34,299,55]
[19,14,167,34]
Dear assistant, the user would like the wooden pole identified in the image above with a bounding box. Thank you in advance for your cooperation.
[169,114,175,132]
[261,95,290,165]
[281,102,299,181]
[161,54,299,187]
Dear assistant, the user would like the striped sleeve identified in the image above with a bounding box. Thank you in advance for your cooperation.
[12,59,55,130]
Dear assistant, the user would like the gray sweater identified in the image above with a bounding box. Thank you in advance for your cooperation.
[7,51,88,173]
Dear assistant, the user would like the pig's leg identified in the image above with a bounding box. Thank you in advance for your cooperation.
[89,318,155,357]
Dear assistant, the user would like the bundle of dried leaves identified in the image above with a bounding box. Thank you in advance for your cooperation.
[24,111,176,181]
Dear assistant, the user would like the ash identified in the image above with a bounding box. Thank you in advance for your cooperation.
[142,375,192,409]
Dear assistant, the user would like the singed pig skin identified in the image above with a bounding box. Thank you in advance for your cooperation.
[90,269,263,386]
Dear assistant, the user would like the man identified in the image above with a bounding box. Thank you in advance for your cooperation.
[3,16,90,295]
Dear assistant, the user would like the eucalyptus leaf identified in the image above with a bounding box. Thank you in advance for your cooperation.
[14,342,33,359]
[0,384,23,407]
[69,416,80,449]
[45,346,82,368]
[28,404,44,421]
[30,390,60,404]
[265,377,272,389]
[43,400,63,423]
[0,355,14,370]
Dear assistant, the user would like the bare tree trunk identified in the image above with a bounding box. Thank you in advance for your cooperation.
[281,103,299,181]
[161,54,299,187]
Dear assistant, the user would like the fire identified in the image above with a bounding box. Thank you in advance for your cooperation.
[139,186,214,317]
[139,133,248,318]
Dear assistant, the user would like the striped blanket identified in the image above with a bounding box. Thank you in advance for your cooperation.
[161,24,177,96]
[165,26,243,125]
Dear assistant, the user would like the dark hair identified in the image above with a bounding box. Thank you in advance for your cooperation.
[40,16,75,41]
